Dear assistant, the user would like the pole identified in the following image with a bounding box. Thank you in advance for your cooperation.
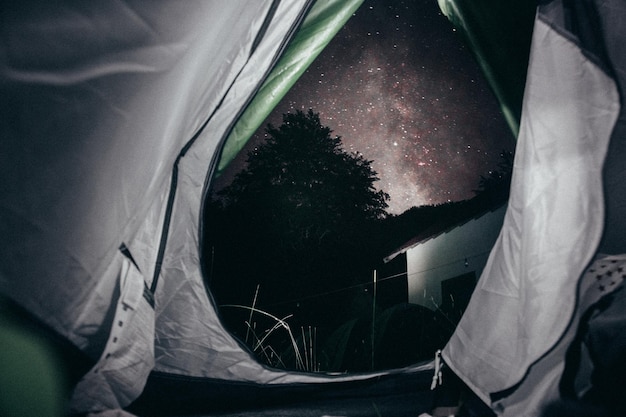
[371,269,377,370]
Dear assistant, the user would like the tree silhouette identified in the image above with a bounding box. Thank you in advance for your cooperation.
[205,109,389,329]
[221,109,388,229]
[473,150,514,202]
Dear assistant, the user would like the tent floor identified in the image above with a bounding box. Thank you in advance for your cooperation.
[200,387,433,417]
[129,369,495,417]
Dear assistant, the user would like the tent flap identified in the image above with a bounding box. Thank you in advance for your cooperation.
[443,1,622,415]
[216,0,365,175]
[437,0,535,137]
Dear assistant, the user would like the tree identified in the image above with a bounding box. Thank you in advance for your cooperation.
[217,109,388,262]
[473,150,514,202]
[205,109,389,327]
[221,109,388,226]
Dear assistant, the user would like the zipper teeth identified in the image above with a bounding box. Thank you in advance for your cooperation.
[150,0,315,297]
[197,0,315,356]
[199,0,314,274]
[201,0,315,205]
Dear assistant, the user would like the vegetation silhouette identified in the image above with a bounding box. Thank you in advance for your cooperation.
[473,150,514,201]
[203,110,513,372]
[204,110,390,334]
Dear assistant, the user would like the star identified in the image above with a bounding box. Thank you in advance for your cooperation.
[218,0,515,214]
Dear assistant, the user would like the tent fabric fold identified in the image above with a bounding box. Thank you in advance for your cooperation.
[442,1,623,415]
[1,0,280,358]
[70,258,155,412]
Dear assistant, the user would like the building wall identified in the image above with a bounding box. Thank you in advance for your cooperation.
[407,205,507,310]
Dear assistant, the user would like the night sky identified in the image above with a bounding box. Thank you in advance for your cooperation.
[217,0,515,214]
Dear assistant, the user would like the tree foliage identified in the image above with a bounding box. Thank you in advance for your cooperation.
[221,109,389,229]
[205,110,389,328]
[473,150,514,201]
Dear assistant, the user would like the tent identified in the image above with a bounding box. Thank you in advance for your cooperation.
[1,0,624,416]
[442,1,626,416]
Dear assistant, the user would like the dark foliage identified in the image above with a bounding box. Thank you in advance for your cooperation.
[473,150,514,201]
[202,110,512,372]
[221,109,390,223]
[204,110,390,331]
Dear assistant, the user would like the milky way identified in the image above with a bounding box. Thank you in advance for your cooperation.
[218,0,515,214]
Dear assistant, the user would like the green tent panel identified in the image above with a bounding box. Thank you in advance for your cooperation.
[216,0,365,175]
[437,0,535,137]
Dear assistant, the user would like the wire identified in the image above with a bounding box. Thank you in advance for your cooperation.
[220,250,492,309]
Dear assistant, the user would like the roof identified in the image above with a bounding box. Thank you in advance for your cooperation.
[384,193,507,263]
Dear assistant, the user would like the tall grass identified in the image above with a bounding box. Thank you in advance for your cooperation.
[221,304,312,369]
[221,285,319,371]
[221,286,467,373]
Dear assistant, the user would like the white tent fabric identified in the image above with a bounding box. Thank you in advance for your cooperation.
[443,1,624,416]
[2,1,308,411]
[1,2,432,413]
[1,0,289,357]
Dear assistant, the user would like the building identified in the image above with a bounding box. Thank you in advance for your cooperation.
[385,201,507,321]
